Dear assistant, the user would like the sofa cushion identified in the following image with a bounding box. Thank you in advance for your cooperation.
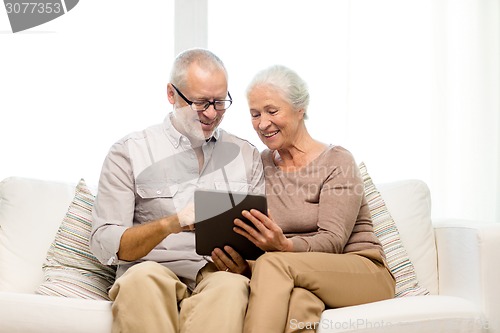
[377,180,438,295]
[317,295,484,333]
[0,177,75,292]
[36,179,115,300]
[0,291,112,333]
[359,163,430,297]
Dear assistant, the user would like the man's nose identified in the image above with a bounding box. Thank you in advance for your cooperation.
[202,105,217,119]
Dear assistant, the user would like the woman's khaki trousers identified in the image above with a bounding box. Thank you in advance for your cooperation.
[244,249,396,333]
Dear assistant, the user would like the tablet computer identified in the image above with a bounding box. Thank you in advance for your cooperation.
[194,189,266,260]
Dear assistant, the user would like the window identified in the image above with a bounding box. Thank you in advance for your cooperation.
[208,0,432,183]
[0,0,174,185]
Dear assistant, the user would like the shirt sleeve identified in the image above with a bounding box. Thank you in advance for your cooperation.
[249,146,266,196]
[90,140,135,265]
[290,149,364,253]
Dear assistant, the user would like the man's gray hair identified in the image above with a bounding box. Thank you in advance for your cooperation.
[246,65,310,117]
[170,48,227,89]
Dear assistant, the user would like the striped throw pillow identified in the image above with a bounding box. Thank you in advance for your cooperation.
[359,162,429,297]
[36,179,115,300]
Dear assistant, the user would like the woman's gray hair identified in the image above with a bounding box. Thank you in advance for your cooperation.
[246,65,310,117]
[170,48,227,89]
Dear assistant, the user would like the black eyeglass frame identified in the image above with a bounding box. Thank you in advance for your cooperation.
[171,84,233,112]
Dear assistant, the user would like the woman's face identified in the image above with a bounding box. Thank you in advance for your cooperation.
[248,85,304,150]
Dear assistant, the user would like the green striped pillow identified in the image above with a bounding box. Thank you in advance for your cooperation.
[36,179,116,300]
[359,162,429,297]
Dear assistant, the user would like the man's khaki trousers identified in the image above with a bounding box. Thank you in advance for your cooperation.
[109,261,250,333]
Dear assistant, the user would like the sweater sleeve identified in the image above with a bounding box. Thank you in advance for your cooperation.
[290,148,365,253]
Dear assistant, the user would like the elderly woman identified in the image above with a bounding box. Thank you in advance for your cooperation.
[213,65,395,333]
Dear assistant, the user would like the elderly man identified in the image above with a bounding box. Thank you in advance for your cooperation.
[90,48,264,333]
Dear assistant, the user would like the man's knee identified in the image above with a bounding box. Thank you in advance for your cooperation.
[126,261,163,273]
[204,272,249,295]
[111,261,188,302]
[120,261,172,282]
[114,261,182,293]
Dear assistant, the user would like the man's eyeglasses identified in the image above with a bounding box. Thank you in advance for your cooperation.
[171,84,232,112]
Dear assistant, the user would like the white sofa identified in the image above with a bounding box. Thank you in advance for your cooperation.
[0,176,499,333]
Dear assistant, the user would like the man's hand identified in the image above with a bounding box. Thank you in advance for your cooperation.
[177,202,195,231]
[211,246,251,278]
[117,203,195,261]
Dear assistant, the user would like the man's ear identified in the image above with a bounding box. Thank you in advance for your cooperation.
[167,83,176,105]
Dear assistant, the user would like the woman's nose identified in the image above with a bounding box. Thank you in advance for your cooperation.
[258,115,271,130]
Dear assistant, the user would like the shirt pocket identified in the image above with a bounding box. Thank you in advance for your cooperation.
[214,181,250,194]
[135,182,179,222]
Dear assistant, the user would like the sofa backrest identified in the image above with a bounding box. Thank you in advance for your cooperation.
[378,179,438,295]
[0,177,75,292]
[0,176,439,295]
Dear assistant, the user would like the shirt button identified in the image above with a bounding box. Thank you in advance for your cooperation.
[156,190,162,194]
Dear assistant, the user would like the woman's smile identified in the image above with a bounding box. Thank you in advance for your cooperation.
[261,130,280,138]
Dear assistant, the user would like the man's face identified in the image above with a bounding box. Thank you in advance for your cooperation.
[169,64,228,141]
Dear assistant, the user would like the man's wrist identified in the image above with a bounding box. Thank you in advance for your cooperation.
[160,215,181,234]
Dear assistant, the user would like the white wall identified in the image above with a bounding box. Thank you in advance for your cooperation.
[0,1,174,186]
[1,0,499,223]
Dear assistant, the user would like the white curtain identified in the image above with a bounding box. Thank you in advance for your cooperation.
[430,0,500,223]
[207,0,500,224]
[1,0,498,223]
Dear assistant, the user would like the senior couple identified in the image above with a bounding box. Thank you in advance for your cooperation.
[90,48,395,333]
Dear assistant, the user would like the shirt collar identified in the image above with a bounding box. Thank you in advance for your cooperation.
[163,113,220,148]
[209,127,221,141]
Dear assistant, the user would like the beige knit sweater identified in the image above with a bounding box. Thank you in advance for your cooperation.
[261,145,384,258]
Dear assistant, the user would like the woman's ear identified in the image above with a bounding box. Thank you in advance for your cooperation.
[167,83,176,105]
[297,108,305,120]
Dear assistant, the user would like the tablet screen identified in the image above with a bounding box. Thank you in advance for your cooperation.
[194,189,266,260]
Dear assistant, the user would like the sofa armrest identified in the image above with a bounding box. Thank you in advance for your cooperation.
[434,220,500,333]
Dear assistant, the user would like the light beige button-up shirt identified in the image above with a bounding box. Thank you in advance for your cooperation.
[90,114,265,287]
